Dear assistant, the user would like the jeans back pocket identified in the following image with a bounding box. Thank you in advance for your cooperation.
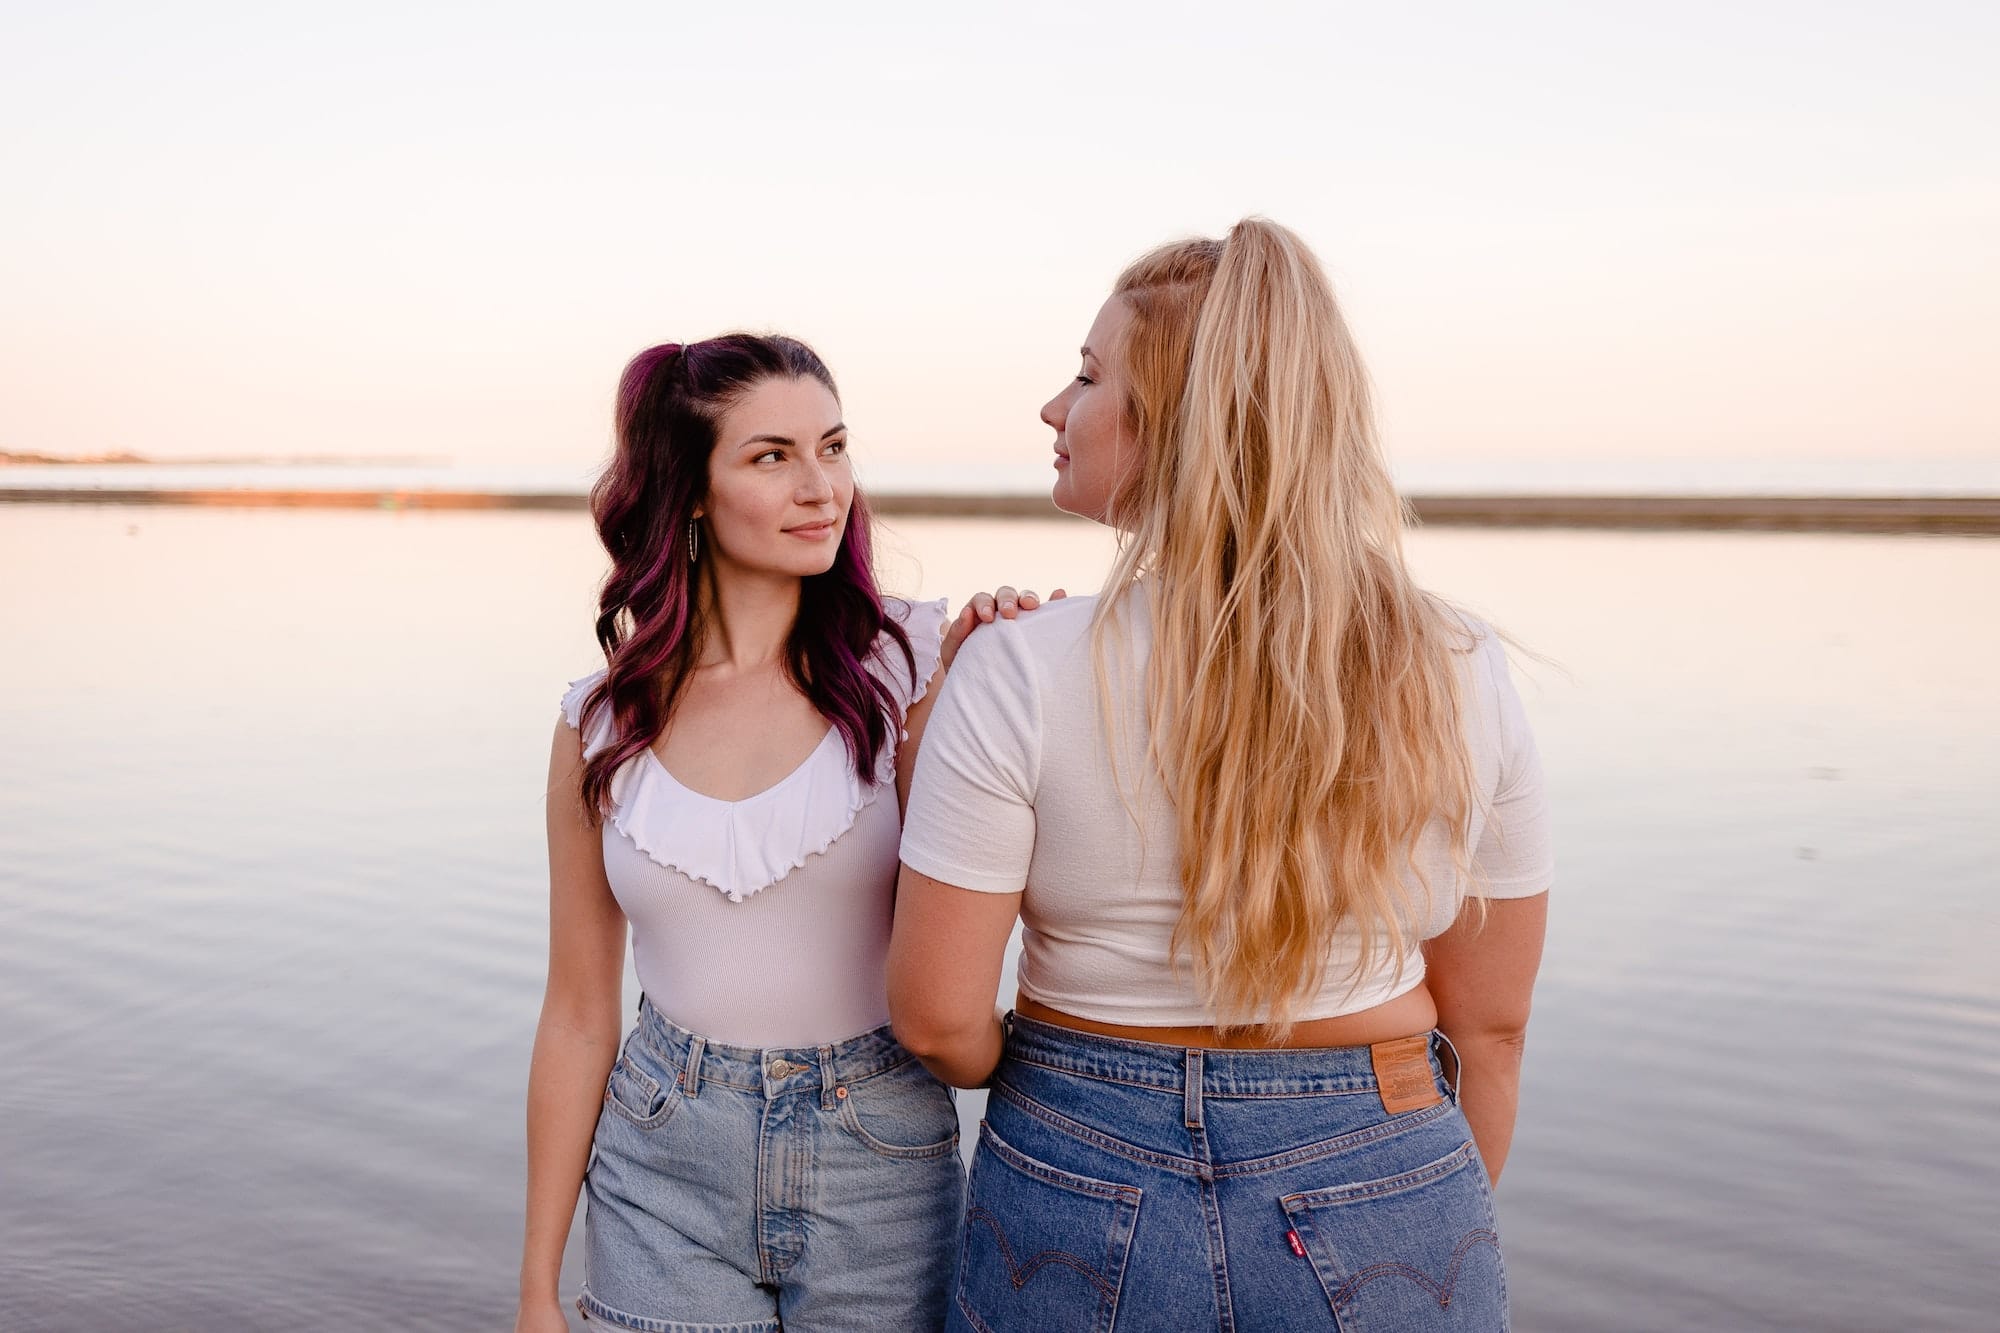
[1278,1140,1505,1332]
[954,1123,1141,1333]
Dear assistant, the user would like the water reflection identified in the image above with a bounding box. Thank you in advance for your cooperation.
[1,506,1995,1330]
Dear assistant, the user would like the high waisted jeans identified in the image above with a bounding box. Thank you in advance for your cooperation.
[581,999,965,1332]
[948,1015,1506,1333]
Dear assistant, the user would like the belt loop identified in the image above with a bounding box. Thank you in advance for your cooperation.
[681,1034,707,1099]
[1183,1049,1204,1129]
[1431,1029,1462,1104]
[818,1044,837,1112]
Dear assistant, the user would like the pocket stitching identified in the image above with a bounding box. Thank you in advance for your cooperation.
[954,1122,1144,1332]
[989,1081,1190,1174]
[1279,1139,1476,1209]
[978,1121,1143,1203]
[602,1058,681,1131]
[1225,1098,1456,1179]
[835,1090,959,1160]
[1319,1228,1502,1312]
[963,1205,1126,1301]
[1279,1141,1501,1316]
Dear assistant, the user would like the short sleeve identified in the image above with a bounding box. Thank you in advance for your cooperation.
[898,618,1041,894]
[559,668,613,759]
[1470,635,1554,898]
[876,597,950,725]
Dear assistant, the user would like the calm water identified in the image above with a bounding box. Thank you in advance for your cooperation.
[2,505,1996,1331]
[4,455,1999,500]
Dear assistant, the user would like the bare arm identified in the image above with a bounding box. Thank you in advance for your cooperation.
[517,721,628,1328]
[1422,891,1548,1187]
[886,865,1023,1088]
[896,656,949,819]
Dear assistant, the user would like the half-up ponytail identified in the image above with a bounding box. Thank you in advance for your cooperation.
[577,334,912,819]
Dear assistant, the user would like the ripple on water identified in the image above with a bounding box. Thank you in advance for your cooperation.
[4,514,1997,1330]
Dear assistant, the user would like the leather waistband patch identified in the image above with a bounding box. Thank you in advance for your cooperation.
[1370,1034,1444,1115]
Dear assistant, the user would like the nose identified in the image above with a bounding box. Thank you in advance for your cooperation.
[796,455,835,505]
[1041,390,1066,432]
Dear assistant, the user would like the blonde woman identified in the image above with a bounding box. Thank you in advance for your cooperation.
[888,220,1552,1330]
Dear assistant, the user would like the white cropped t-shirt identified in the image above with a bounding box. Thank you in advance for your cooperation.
[899,589,1553,1027]
[561,597,947,1047]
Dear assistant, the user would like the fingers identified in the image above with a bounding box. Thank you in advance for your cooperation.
[1006,587,1065,615]
[956,584,1062,637]
[940,601,979,671]
[995,586,1052,617]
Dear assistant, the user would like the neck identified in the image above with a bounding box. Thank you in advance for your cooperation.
[696,560,803,672]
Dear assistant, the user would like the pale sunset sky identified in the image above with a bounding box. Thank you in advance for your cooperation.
[1,1,1994,478]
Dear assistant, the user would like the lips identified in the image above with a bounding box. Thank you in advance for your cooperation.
[785,520,836,537]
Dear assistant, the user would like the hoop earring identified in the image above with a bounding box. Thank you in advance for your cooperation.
[687,517,699,565]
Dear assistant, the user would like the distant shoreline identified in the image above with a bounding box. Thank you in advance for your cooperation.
[0,450,451,468]
[2,485,1995,534]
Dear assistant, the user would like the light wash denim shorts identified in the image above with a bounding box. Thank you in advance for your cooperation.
[949,1015,1506,1333]
[581,998,965,1332]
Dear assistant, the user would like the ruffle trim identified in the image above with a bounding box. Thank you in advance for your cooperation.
[609,730,882,902]
[556,596,949,902]
[873,596,947,788]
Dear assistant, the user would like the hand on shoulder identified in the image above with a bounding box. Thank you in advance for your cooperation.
[942,585,1066,670]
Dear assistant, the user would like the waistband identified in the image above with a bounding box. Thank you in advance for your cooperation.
[1001,1012,1454,1100]
[631,996,914,1101]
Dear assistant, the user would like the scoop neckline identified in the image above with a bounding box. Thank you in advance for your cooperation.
[644,726,840,808]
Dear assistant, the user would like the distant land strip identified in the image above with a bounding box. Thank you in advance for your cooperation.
[1,487,1996,534]
[0,450,452,467]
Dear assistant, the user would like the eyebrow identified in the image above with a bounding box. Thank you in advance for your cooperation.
[1079,346,1094,359]
[740,424,847,448]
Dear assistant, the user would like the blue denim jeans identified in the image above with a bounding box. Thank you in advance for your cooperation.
[948,1016,1506,1333]
[581,999,965,1332]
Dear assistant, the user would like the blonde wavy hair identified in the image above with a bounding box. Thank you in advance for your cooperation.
[1097,217,1478,1034]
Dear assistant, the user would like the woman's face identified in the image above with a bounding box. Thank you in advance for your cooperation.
[1042,295,1143,525]
[698,375,853,581]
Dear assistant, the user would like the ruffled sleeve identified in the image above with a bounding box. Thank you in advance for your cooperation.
[867,597,948,794]
[876,596,949,727]
[558,668,614,760]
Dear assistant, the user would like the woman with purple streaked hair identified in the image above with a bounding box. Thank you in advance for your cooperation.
[515,334,1046,1333]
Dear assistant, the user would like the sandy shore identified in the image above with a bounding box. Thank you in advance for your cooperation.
[3,486,1997,533]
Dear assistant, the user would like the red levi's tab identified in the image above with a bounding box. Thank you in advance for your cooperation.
[1370,1035,1444,1115]
[1286,1230,1307,1257]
